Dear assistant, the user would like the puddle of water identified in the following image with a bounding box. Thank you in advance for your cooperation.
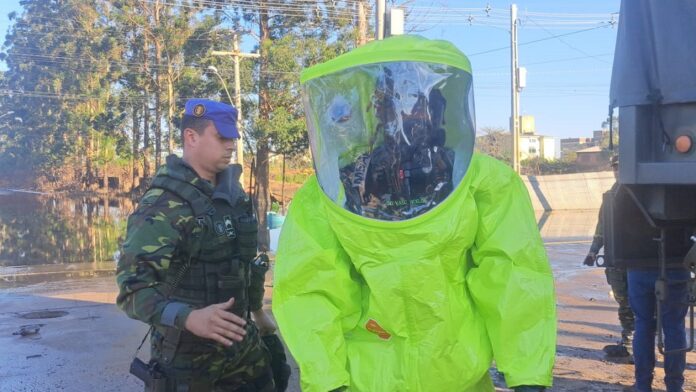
[0,189,601,287]
[0,192,133,267]
[19,310,69,319]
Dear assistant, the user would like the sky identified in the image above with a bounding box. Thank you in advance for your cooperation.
[404,0,621,139]
[0,0,621,140]
[0,0,19,40]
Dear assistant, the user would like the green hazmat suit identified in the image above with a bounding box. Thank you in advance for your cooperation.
[273,35,556,392]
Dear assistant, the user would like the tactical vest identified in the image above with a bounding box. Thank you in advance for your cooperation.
[147,167,259,364]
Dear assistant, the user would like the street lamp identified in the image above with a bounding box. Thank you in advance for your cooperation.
[207,66,243,168]
[207,66,234,105]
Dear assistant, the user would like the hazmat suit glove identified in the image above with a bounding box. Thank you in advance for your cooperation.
[514,386,546,392]
[583,251,597,266]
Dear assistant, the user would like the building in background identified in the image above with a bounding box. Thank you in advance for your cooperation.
[520,115,536,136]
[520,134,561,160]
[559,128,613,160]
[560,137,595,159]
[518,115,560,160]
[593,130,606,144]
[575,145,609,170]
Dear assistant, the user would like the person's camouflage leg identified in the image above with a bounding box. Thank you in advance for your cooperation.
[261,334,291,392]
[604,267,634,361]
[213,323,275,391]
[148,323,275,392]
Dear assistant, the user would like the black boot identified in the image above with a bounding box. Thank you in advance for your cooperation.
[603,343,630,358]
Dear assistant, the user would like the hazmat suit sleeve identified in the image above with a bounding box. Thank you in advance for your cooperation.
[466,155,556,388]
[273,178,363,392]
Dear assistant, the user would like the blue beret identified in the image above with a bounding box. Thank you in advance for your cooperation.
[184,99,239,139]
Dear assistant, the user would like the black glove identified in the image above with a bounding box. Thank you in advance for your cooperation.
[514,386,546,392]
[583,251,597,266]
[261,334,291,392]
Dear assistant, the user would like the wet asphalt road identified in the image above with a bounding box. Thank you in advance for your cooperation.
[1,239,695,391]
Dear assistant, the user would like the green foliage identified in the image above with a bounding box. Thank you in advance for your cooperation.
[235,1,363,158]
[1,0,126,182]
[0,0,367,191]
[521,156,581,175]
[475,126,512,164]
[272,168,313,184]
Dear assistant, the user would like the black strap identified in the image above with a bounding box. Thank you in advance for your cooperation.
[131,192,208,362]
[132,249,197,361]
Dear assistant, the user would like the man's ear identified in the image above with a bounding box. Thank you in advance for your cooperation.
[183,128,197,147]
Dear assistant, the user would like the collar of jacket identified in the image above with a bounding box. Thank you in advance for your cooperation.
[212,163,245,207]
[158,154,245,207]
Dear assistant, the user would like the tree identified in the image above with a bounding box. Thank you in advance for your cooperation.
[600,115,620,150]
[475,126,512,164]
[229,0,363,250]
[113,0,222,187]
[520,156,579,175]
[0,0,126,188]
[0,0,367,206]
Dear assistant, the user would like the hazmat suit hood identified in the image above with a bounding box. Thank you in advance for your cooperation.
[302,35,476,220]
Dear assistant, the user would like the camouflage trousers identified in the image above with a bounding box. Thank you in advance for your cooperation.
[605,266,635,343]
[149,321,275,392]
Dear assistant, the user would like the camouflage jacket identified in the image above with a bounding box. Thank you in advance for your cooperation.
[116,155,263,331]
[590,181,620,254]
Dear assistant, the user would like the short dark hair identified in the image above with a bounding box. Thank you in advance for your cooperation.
[180,115,212,148]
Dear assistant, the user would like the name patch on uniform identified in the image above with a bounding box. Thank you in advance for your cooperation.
[215,221,225,236]
[223,215,236,238]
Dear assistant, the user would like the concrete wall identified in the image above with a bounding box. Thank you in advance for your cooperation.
[523,170,615,211]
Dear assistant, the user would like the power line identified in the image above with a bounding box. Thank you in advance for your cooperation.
[468,24,611,57]
[1,0,363,34]
[476,53,614,72]
[5,50,303,76]
[404,5,618,28]
[139,0,361,21]
[525,17,610,64]
[2,28,224,42]
[0,88,260,103]
[477,68,612,77]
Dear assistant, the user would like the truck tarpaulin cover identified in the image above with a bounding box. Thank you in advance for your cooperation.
[610,0,696,107]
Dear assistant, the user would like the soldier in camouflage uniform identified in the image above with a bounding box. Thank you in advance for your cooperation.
[117,99,276,391]
[583,155,634,359]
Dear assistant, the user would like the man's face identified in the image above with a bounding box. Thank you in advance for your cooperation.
[189,122,235,174]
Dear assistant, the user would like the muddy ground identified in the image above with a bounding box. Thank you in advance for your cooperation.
[0,240,694,391]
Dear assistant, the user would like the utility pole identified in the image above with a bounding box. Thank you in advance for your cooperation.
[357,0,368,45]
[211,33,260,179]
[376,0,386,40]
[510,4,521,174]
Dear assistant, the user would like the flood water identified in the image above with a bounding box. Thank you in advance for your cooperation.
[0,191,135,285]
[0,190,599,284]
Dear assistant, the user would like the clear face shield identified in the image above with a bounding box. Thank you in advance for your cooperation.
[303,61,476,221]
